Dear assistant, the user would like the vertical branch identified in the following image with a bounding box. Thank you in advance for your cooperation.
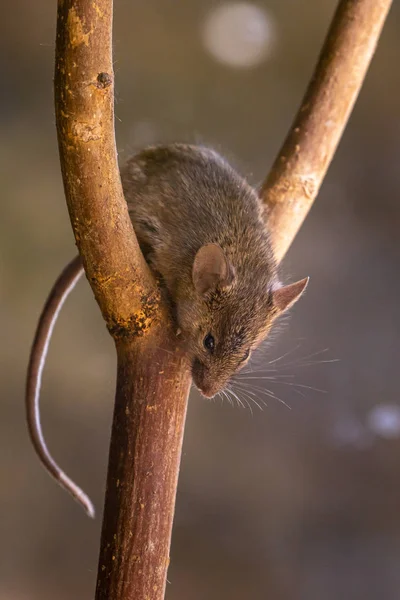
[261,0,392,263]
[54,1,191,600]
[96,340,191,600]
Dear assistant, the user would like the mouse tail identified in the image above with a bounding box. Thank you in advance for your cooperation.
[25,255,95,518]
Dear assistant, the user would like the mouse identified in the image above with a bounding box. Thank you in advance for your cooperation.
[26,143,309,517]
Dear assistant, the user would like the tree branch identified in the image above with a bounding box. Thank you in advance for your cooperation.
[54,0,158,332]
[53,1,392,599]
[262,0,392,263]
[95,340,191,600]
[54,2,191,600]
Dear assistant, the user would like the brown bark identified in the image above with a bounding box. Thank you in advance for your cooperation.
[54,2,191,600]
[54,0,158,333]
[96,338,191,600]
[53,1,392,599]
[262,0,392,263]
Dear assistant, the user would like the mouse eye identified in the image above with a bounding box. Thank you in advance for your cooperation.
[240,349,250,363]
[203,333,215,353]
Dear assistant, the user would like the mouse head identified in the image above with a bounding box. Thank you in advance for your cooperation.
[177,243,308,398]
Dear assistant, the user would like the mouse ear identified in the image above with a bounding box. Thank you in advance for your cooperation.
[271,277,309,313]
[192,244,234,295]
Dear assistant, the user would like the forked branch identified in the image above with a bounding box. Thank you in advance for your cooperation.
[53,1,392,599]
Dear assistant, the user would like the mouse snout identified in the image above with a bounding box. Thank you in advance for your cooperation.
[192,358,221,398]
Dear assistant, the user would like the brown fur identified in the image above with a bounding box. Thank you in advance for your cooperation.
[121,144,304,397]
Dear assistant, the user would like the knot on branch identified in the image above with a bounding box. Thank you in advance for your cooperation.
[96,72,113,89]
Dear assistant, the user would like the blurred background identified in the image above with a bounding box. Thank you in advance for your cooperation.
[1,1,400,598]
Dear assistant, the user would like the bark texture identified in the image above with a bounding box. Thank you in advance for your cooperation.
[96,339,191,600]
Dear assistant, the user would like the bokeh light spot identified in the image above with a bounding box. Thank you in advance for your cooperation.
[367,404,400,440]
[202,2,276,69]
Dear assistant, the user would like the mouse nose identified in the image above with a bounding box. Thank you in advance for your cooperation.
[198,384,216,399]
[192,358,217,398]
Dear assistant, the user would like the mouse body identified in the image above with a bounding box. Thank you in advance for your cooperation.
[122,144,307,397]
[26,143,308,516]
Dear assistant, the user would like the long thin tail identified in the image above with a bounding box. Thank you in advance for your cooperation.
[25,255,95,518]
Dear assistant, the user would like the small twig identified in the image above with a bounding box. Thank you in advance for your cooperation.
[262,0,392,263]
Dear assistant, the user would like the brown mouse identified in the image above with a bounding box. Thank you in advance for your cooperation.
[26,143,308,517]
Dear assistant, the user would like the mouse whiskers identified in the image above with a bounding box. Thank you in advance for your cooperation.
[226,382,265,413]
[245,345,339,375]
[219,389,233,407]
[237,375,326,395]
[233,380,292,410]
[217,385,255,414]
